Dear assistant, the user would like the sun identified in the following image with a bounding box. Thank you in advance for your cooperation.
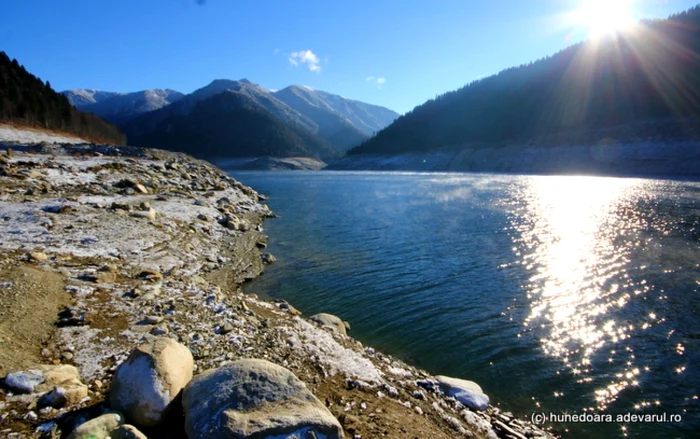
[574,0,636,38]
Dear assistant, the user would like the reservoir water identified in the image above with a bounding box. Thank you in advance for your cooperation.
[229,171,700,438]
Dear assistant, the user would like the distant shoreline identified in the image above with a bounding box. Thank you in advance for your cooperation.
[327,139,700,180]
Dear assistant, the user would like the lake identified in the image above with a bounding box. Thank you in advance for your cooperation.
[229,170,700,439]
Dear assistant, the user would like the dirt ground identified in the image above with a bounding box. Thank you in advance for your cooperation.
[0,258,71,374]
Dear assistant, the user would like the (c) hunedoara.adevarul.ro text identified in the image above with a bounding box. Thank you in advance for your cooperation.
[530,412,682,425]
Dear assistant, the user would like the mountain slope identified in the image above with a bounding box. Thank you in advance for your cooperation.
[123,79,319,143]
[0,52,125,145]
[170,79,316,130]
[351,6,700,156]
[126,90,338,159]
[62,89,122,108]
[273,85,369,150]
[123,78,400,157]
[273,85,399,136]
[64,89,184,125]
[304,89,399,136]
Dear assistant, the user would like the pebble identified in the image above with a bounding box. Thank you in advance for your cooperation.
[143,316,163,325]
[28,251,48,263]
[150,326,169,336]
[39,387,67,408]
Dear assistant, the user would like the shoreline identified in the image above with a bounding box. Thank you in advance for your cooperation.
[0,142,557,438]
[327,139,700,179]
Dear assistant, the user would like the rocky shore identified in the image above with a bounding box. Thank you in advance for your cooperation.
[0,141,558,438]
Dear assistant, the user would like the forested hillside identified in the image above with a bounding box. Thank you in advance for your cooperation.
[351,6,700,155]
[128,90,338,159]
[0,52,125,145]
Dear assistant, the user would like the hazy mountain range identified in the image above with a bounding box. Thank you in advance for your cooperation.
[63,89,184,125]
[63,80,399,159]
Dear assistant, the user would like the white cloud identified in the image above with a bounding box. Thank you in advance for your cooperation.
[289,50,321,72]
[366,76,386,88]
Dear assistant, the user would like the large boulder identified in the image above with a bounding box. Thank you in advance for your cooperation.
[435,375,490,410]
[182,358,344,439]
[309,313,348,336]
[109,338,194,427]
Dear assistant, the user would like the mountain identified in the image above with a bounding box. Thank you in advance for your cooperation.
[0,52,125,145]
[274,85,398,136]
[351,6,700,157]
[272,86,368,150]
[124,79,315,140]
[122,78,398,158]
[62,89,184,125]
[62,89,122,107]
[127,90,337,160]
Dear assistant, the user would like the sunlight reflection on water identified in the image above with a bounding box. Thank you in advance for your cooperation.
[233,170,700,438]
[511,176,654,410]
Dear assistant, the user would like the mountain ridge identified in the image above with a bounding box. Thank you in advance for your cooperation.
[126,89,338,160]
[350,6,700,157]
[62,88,184,125]
[121,78,398,158]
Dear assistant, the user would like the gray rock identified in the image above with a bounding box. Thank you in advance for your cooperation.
[461,410,498,439]
[39,387,67,408]
[67,412,124,439]
[182,358,344,439]
[5,370,45,393]
[220,323,235,334]
[150,325,169,336]
[309,313,348,336]
[435,375,490,410]
[109,338,194,427]
[111,424,148,439]
[143,315,163,325]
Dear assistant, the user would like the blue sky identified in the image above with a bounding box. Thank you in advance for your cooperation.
[3,0,697,114]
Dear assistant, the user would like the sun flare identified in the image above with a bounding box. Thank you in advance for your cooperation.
[574,0,636,38]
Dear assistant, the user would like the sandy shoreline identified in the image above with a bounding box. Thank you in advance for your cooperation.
[0,142,557,438]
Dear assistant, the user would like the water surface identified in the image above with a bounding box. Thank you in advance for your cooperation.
[231,171,700,438]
